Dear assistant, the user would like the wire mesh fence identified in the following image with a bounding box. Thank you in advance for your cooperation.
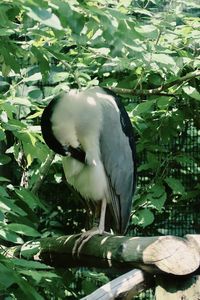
[129,120,200,299]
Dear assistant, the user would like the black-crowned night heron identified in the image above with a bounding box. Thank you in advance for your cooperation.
[41,87,136,249]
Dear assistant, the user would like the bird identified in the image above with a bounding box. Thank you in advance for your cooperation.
[41,87,136,250]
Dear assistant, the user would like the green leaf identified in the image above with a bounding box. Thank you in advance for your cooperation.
[19,270,59,283]
[7,97,32,107]
[26,7,63,30]
[138,152,159,171]
[0,46,20,73]
[0,186,9,197]
[11,258,52,270]
[17,277,44,300]
[150,192,167,212]
[0,80,9,92]
[132,7,153,16]
[4,119,26,132]
[31,46,50,77]
[0,196,27,216]
[2,63,11,77]
[150,54,176,66]
[140,185,167,212]
[149,184,165,198]
[133,100,154,114]
[0,262,17,288]
[13,130,36,148]
[0,129,6,141]
[157,96,171,109]
[0,155,11,165]
[0,228,24,244]
[28,88,43,100]
[20,241,40,258]
[24,73,42,82]
[7,224,40,237]
[165,177,185,195]
[147,152,159,168]
[174,154,195,165]
[132,209,154,228]
[183,86,200,101]
[81,279,97,295]
[0,28,15,36]
[0,211,4,221]
[135,25,159,39]
[15,188,46,210]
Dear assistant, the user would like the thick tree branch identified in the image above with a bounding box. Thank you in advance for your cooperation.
[108,70,200,96]
[4,234,200,276]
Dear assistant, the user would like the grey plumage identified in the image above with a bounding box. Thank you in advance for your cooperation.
[100,90,135,233]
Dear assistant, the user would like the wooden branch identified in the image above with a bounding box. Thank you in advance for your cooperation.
[4,234,200,276]
[81,269,150,300]
[108,70,200,96]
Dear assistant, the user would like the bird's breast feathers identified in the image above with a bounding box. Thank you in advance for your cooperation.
[62,156,108,201]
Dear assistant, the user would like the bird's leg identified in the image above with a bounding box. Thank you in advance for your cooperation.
[73,198,107,256]
[97,197,107,233]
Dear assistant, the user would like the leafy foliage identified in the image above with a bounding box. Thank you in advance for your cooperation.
[0,0,199,298]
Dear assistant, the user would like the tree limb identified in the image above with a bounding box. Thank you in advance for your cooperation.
[4,234,200,276]
[108,70,200,96]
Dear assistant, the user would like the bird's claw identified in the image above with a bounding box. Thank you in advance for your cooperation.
[72,227,103,257]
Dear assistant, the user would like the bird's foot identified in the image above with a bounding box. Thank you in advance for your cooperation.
[73,227,107,257]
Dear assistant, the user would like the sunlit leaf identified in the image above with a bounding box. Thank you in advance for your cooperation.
[165,177,185,195]
[133,101,154,114]
[0,228,24,244]
[7,224,40,237]
[15,188,46,210]
[135,25,159,39]
[24,73,42,82]
[7,97,32,107]
[11,258,52,270]
[132,209,154,227]
[183,86,200,101]
[26,7,63,30]
[20,241,40,258]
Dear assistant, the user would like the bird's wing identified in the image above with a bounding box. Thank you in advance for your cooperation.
[99,90,136,234]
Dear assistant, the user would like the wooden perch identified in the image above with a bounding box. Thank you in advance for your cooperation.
[5,234,200,276]
[81,269,150,300]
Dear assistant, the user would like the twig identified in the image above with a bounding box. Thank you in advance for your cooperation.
[31,151,55,195]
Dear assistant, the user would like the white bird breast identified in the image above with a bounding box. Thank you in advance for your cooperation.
[62,156,109,201]
[52,87,121,202]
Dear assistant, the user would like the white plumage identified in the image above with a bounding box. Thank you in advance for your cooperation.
[52,88,118,202]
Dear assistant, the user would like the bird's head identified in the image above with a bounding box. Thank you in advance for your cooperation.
[41,95,70,156]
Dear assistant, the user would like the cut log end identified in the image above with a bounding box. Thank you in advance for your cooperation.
[142,236,200,275]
